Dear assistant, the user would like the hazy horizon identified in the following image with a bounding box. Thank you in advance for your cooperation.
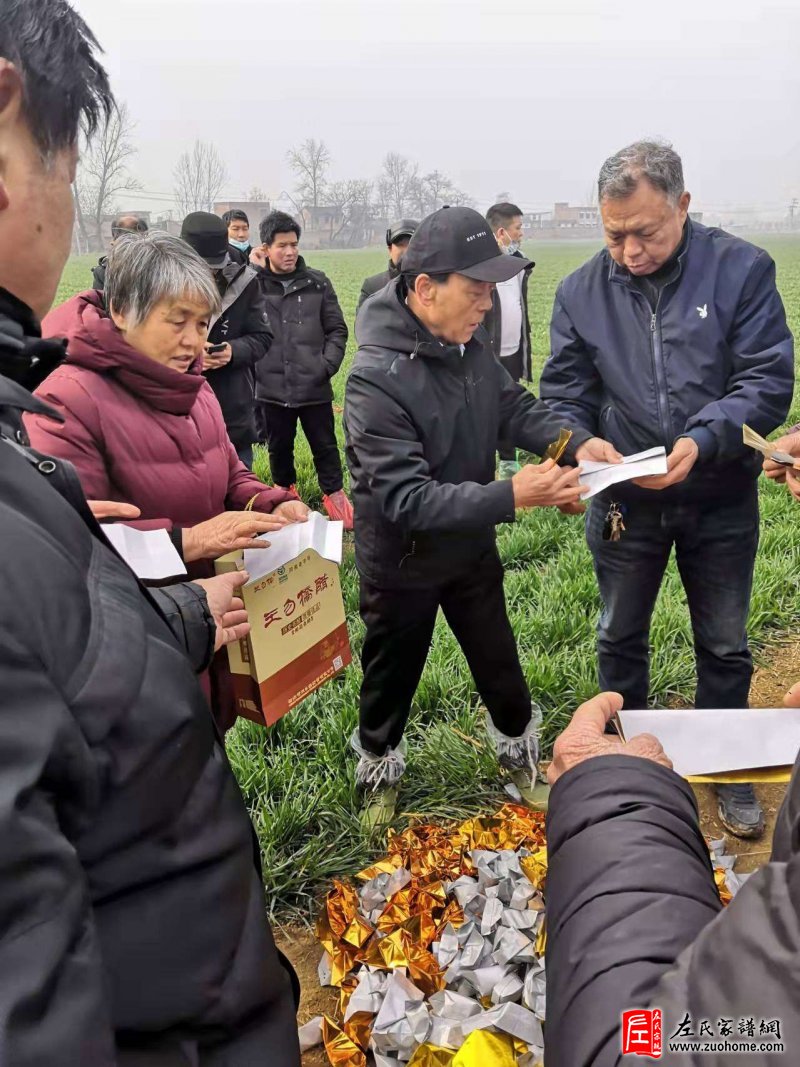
[72,0,799,222]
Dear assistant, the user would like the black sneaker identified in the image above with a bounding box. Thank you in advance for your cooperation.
[716,783,765,839]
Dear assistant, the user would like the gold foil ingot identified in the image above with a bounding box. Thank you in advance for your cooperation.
[452,1030,520,1067]
[342,1011,374,1051]
[342,912,375,950]
[535,916,547,958]
[407,1044,456,1067]
[322,1015,367,1067]
[544,428,573,463]
[519,847,549,891]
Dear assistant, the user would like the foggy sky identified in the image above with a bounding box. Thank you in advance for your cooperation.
[72,0,800,218]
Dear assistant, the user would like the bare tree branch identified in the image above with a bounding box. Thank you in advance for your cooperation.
[326,179,373,245]
[77,102,142,252]
[287,138,331,209]
[173,140,229,217]
[381,152,419,218]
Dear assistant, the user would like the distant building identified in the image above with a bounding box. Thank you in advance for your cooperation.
[154,216,182,237]
[553,202,600,228]
[522,210,553,230]
[299,205,345,249]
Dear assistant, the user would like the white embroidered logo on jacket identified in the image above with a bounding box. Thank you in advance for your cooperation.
[697,304,708,319]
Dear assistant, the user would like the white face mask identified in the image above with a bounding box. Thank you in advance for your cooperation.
[503,240,521,255]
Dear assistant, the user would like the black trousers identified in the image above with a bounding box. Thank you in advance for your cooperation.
[586,490,759,710]
[259,402,343,494]
[358,550,532,755]
[498,346,526,461]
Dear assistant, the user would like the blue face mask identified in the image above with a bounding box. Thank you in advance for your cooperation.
[503,240,521,255]
[230,238,250,253]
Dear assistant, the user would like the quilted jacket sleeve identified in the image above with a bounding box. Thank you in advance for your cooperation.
[545,754,800,1065]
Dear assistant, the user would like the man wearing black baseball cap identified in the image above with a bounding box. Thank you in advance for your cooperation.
[180,211,272,465]
[344,205,621,823]
[357,218,418,310]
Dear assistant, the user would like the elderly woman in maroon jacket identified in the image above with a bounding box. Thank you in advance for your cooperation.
[26,231,310,730]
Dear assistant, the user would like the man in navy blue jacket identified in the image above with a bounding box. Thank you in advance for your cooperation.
[540,140,794,839]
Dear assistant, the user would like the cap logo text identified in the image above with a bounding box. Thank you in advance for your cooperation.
[466,231,488,242]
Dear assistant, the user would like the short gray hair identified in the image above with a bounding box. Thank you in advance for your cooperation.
[106,231,221,326]
[598,140,685,205]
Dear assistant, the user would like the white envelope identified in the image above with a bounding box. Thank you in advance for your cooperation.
[103,524,186,582]
[579,446,668,499]
[617,706,800,777]
[242,511,343,583]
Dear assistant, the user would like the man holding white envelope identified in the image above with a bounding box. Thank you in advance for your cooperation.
[540,140,794,837]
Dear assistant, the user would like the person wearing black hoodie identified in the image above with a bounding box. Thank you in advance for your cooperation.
[181,211,272,467]
[0,4,300,1063]
[344,206,621,822]
[357,218,418,310]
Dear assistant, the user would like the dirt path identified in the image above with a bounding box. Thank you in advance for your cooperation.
[274,925,336,1067]
[279,637,800,1064]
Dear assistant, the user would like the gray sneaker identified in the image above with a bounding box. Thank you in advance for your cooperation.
[716,783,765,839]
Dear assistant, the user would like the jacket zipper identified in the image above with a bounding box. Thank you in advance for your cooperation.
[650,290,674,445]
[398,540,416,569]
[627,285,674,447]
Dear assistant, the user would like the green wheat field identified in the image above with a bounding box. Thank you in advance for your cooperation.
[56,236,800,916]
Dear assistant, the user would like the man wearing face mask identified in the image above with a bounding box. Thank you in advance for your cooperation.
[540,140,794,840]
[181,211,272,467]
[223,208,253,265]
[484,202,534,479]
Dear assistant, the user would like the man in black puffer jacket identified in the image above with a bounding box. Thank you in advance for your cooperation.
[0,4,300,1064]
[252,210,353,526]
[344,206,620,819]
[182,211,272,467]
[545,688,800,1066]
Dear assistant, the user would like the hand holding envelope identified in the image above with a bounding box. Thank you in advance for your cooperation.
[578,446,668,499]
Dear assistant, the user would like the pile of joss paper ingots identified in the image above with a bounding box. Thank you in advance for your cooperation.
[301,804,743,1067]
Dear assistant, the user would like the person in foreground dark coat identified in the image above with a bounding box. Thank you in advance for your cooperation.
[545,690,798,1066]
[0,3,301,1064]
[357,217,418,309]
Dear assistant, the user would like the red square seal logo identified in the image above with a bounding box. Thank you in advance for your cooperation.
[622,1008,663,1058]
